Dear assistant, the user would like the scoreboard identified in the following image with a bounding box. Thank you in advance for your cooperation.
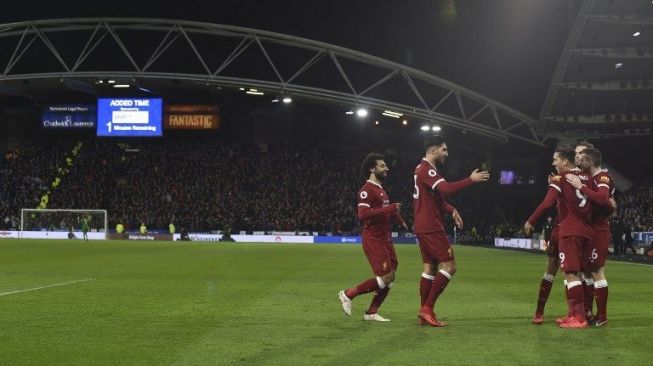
[96,98,163,137]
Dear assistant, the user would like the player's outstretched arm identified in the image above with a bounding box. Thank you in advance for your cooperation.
[435,177,473,196]
[357,203,399,220]
[436,169,490,196]
[469,169,490,183]
[525,187,559,233]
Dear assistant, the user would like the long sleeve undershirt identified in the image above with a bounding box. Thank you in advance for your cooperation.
[435,177,473,196]
[527,187,559,225]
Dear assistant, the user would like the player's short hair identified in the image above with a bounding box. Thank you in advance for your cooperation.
[361,152,384,179]
[581,147,602,167]
[576,141,594,149]
[555,144,575,164]
[424,135,445,151]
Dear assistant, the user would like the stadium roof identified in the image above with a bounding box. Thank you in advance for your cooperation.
[541,0,653,139]
[0,18,551,145]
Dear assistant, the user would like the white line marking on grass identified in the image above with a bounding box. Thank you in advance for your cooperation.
[0,278,95,297]
[610,261,653,268]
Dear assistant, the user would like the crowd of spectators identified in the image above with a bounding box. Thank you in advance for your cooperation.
[0,141,74,230]
[616,176,653,232]
[2,138,650,241]
[2,138,492,234]
[46,138,368,232]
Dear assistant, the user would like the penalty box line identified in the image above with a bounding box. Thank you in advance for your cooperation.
[0,278,96,297]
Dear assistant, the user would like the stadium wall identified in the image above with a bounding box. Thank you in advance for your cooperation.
[2,232,650,248]
[0,231,105,240]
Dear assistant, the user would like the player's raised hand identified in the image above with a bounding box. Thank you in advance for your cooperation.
[523,221,533,236]
[547,173,554,184]
[452,209,464,230]
[565,174,583,189]
[470,169,490,182]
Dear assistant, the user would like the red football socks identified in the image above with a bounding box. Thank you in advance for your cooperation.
[567,281,585,321]
[425,270,452,312]
[367,287,390,314]
[345,278,379,299]
[535,274,554,314]
[420,273,435,306]
[594,280,608,321]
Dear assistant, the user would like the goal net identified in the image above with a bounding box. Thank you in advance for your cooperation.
[20,209,108,239]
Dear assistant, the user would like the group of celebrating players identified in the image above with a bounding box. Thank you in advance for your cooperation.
[525,142,613,328]
[338,135,612,329]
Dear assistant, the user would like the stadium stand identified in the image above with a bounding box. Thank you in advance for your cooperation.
[3,138,650,242]
[0,141,76,230]
[616,175,653,232]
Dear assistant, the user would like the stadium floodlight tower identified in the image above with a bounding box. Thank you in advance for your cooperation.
[20,208,108,239]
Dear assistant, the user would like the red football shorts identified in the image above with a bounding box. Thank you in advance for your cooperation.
[586,229,610,270]
[558,236,589,273]
[362,238,398,276]
[417,231,454,263]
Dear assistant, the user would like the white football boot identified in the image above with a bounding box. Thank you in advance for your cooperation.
[338,290,352,316]
[363,313,390,322]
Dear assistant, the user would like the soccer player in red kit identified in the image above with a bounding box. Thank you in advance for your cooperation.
[572,142,599,319]
[524,145,593,328]
[531,210,562,324]
[338,153,408,321]
[566,147,614,326]
[530,145,593,325]
[413,135,490,327]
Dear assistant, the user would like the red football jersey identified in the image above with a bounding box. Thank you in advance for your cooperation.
[357,180,394,241]
[555,196,564,223]
[412,158,447,233]
[549,170,593,239]
[591,170,615,231]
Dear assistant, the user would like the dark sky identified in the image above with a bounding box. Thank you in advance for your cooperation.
[1,0,578,118]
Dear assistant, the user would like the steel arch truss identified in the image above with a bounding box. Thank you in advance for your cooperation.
[540,0,653,139]
[0,18,544,145]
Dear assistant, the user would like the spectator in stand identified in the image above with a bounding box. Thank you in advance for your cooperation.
[623,222,638,254]
[611,217,625,255]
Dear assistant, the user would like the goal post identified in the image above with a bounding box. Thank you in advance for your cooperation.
[20,209,108,239]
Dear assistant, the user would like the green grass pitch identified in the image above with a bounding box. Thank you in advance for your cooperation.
[0,240,651,365]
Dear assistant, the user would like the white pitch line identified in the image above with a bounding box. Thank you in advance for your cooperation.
[610,261,653,268]
[0,278,95,297]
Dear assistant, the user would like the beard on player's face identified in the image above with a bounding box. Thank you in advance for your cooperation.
[578,162,587,171]
[577,156,592,171]
[435,146,448,164]
[374,169,388,182]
